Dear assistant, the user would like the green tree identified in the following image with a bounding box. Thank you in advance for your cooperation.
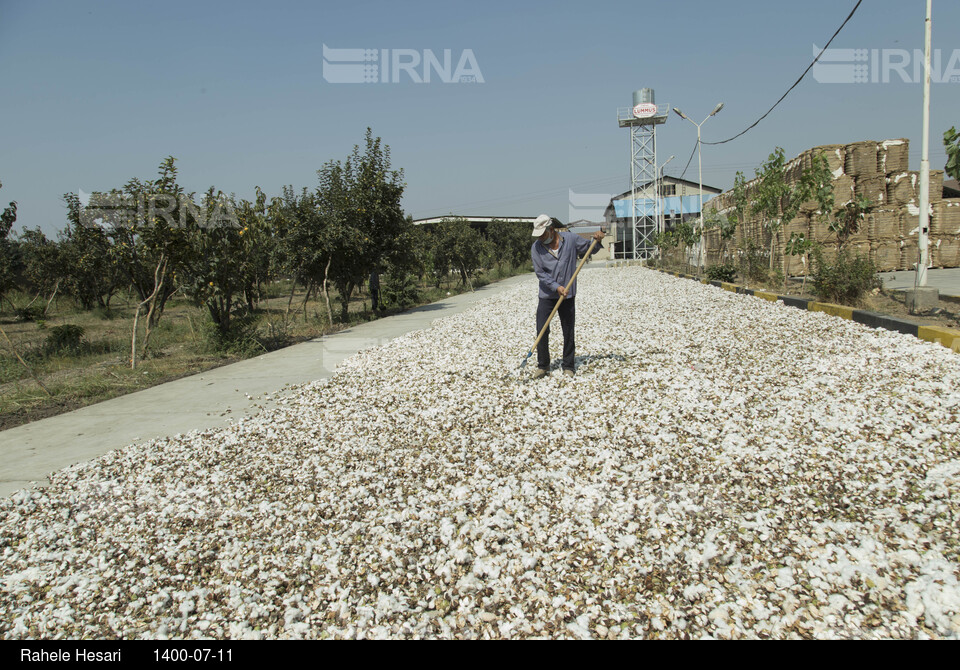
[431,217,491,290]
[801,151,835,224]
[61,192,121,309]
[785,232,815,292]
[654,230,679,267]
[402,221,435,284]
[485,219,531,273]
[731,171,749,228]
[271,186,330,319]
[113,157,194,325]
[316,129,407,322]
[752,148,788,272]
[752,147,813,273]
[16,228,63,314]
[77,157,195,325]
[177,188,253,344]
[779,151,834,283]
[674,220,699,271]
[704,207,736,264]
[236,187,275,311]
[828,195,870,253]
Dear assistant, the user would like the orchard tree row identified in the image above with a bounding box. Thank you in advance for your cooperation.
[0,130,533,345]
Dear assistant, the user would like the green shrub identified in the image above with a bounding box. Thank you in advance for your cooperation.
[44,324,85,355]
[811,247,881,306]
[770,268,785,291]
[738,240,769,283]
[15,305,43,322]
[706,263,737,282]
[380,272,421,310]
[201,310,261,355]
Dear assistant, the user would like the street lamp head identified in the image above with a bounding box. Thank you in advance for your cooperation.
[710,102,725,116]
[672,107,687,120]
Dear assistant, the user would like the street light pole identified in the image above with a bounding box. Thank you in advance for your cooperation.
[917,0,932,289]
[674,103,723,275]
[908,0,939,314]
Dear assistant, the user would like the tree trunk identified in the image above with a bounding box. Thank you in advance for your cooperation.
[43,279,60,316]
[150,283,174,327]
[337,279,351,322]
[285,277,298,317]
[301,279,314,322]
[460,263,474,292]
[132,257,167,369]
[322,258,333,327]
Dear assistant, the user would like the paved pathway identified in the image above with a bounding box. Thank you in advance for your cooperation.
[0,274,533,497]
[879,267,960,296]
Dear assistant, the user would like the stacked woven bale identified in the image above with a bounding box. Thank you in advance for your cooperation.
[867,205,903,272]
[931,193,959,267]
[703,228,722,266]
[896,170,945,269]
[699,137,960,277]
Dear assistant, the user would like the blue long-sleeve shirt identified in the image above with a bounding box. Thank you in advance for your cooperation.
[531,231,602,299]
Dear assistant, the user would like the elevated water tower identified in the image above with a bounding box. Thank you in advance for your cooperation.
[617,88,668,259]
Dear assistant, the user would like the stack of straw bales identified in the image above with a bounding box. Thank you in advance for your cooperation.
[701,138,958,276]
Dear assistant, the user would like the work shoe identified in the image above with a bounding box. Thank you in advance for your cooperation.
[563,369,575,377]
[532,368,549,379]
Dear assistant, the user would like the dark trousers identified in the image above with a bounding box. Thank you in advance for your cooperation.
[536,297,575,371]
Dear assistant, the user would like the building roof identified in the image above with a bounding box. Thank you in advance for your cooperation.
[610,174,722,200]
[567,221,605,232]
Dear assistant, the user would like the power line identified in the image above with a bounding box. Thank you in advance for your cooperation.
[701,0,863,146]
[678,140,699,181]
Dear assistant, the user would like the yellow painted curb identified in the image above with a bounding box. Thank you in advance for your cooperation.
[720,282,738,293]
[809,302,854,319]
[918,325,960,353]
[753,291,779,303]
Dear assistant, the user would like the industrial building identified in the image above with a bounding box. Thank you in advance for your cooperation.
[602,176,722,260]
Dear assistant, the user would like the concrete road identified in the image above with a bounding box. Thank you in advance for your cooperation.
[0,274,533,497]
[879,268,960,296]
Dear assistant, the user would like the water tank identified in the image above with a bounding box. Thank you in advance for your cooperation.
[633,88,655,106]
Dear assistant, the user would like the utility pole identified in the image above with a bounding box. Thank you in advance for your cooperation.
[908,0,939,313]
[674,103,723,276]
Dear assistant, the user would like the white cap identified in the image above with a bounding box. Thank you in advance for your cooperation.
[532,214,558,237]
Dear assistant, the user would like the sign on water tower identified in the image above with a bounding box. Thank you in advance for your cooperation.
[632,103,658,118]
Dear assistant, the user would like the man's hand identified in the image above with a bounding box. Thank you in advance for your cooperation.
[593,230,604,242]
[557,285,569,298]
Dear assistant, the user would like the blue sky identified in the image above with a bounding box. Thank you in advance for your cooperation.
[1,0,959,235]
